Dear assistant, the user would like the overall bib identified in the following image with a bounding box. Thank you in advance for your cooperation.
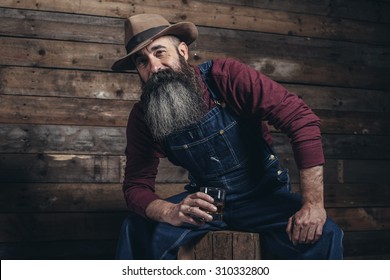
[115,61,343,260]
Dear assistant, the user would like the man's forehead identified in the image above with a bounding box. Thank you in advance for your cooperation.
[134,37,172,56]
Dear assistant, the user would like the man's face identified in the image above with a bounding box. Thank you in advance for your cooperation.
[132,36,189,83]
[138,39,206,141]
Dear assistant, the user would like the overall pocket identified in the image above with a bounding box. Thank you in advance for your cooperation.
[168,120,248,179]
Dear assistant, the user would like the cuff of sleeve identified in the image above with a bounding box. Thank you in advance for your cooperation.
[293,141,325,170]
[124,187,160,218]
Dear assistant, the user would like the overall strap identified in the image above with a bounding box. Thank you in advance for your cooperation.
[198,60,226,107]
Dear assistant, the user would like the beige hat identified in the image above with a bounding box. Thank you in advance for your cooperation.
[111,14,198,71]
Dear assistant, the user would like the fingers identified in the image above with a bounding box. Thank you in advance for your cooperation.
[290,218,302,245]
[181,204,209,223]
[306,224,318,243]
[287,216,323,245]
[286,216,293,242]
[179,193,217,224]
[183,193,217,213]
[179,204,206,225]
[314,222,324,243]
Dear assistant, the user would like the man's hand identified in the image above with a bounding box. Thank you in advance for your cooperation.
[287,165,326,245]
[286,205,326,245]
[145,192,217,226]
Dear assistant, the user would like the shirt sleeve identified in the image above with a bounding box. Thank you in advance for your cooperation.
[211,58,324,169]
[122,102,165,217]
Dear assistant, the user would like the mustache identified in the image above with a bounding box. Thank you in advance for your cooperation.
[141,66,192,94]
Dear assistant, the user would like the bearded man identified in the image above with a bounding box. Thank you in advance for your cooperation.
[111,13,343,259]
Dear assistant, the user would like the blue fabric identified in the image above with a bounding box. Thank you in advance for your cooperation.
[115,61,343,259]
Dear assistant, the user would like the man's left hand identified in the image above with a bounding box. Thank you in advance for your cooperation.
[286,205,326,245]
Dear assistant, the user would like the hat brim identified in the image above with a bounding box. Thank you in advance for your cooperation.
[111,22,198,71]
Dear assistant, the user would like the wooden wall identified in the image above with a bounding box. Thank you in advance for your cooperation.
[0,0,389,259]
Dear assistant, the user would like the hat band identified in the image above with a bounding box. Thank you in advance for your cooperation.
[125,25,169,54]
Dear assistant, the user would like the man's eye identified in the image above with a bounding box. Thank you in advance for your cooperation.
[155,50,166,57]
[135,58,147,67]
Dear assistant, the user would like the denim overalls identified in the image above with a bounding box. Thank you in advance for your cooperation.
[115,61,343,260]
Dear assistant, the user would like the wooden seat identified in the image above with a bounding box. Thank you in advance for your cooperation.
[177,230,261,260]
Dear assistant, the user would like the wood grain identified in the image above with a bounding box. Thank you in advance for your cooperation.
[0,0,389,260]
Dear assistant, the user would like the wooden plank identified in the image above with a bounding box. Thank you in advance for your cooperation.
[0,208,387,243]
[193,232,213,260]
[324,1,390,24]
[0,94,133,127]
[321,134,390,160]
[0,153,123,183]
[1,0,388,44]
[0,124,126,155]
[0,7,122,44]
[1,36,389,89]
[196,26,390,70]
[323,159,390,184]
[1,107,390,158]
[323,183,390,208]
[232,231,261,260]
[0,154,189,183]
[0,212,128,242]
[0,183,186,212]
[0,99,390,137]
[4,123,390,160]
[212,231,233,259]
[0,37,117,71]
[1,9,388,91]
[0,239,117,260]
[2,67,389,114]
[315,110,390,135]
[177,243,196,260]
[294,182,390,208]
[1,153,390,185]
[1,230,388,260]
[0,66,141,100]
[345,254,390,260]
[202,0,390,24]
[273,133,390,160]
[0,182,387,213]
[1,124,389,159]
[284,84,390,114]
[2,8,388,71]
[327,208,390,231]
[1,152,390,185]
[193,50,390,90]
[343,230,390,259]
[0,183,127,212]
[1,93,389,136]
[179,231,261,260]
[272,109,390,136]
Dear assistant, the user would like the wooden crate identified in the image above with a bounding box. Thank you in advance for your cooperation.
[178,231,261,260]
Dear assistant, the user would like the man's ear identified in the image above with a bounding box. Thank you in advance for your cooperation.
[177,42,189,60]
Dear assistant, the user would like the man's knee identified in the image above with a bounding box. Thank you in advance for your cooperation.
[323,218,344,240]
[120,214,154,236]
[322,218,344,259]
[119,214,137,236]
[116,214,155,259]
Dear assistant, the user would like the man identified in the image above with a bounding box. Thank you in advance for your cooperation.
[111,13,343,259]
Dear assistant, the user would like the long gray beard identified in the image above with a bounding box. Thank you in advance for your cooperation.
[140,61,207,141]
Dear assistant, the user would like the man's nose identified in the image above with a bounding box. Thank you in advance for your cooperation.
[149,57,163,74]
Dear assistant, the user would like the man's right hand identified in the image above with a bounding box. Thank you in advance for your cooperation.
[145,192,217,226]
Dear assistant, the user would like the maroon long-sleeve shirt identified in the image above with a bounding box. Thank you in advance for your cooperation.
[123,58,324,217]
